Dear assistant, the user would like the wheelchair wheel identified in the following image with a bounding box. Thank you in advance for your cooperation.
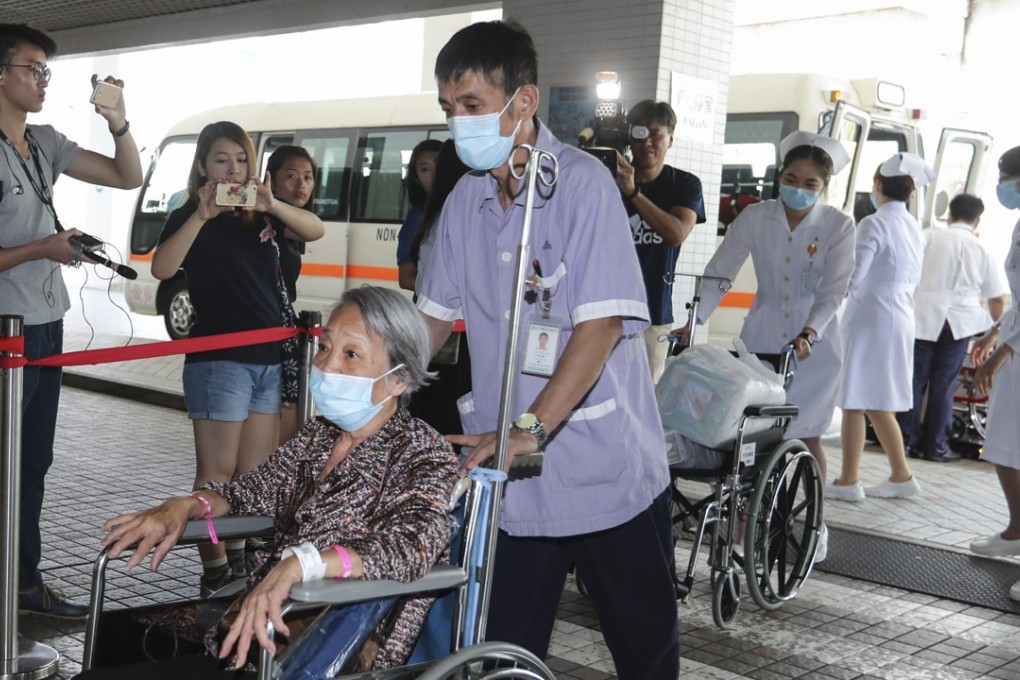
[711,569,741,629]
[416,641,556,679]
[743,441,822,611]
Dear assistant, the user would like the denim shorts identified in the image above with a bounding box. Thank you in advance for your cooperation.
[183,361,282,421]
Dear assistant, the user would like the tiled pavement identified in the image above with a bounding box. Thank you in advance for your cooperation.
[6,311,1020,679]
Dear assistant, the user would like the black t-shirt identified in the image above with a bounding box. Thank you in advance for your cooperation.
[625,165,706,325]
[158,204,282,364]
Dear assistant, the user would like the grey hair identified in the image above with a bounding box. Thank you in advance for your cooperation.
[331,286,435,405]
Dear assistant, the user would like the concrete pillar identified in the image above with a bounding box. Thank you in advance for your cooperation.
[502,0,735,329]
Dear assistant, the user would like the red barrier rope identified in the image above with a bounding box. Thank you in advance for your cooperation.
[0,336,25,355]
[0,326,305,369]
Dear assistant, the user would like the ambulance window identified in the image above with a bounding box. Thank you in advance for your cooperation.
[139,137,196,215]
[851,128,907,222]
[296,133,354,220]
[719,113,796,234]
[929,141,976,225]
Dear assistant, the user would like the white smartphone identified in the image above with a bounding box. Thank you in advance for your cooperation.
[215,182,257,208]
[89,81,122,109]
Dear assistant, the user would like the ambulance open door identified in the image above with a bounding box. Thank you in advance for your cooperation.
[821,100,872,216]
[923,128,993,228]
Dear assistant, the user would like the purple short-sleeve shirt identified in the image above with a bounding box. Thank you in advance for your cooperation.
[418,122,670,537]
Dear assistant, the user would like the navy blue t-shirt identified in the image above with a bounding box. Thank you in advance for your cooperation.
[626,165,706,325]
[158,204,283,365]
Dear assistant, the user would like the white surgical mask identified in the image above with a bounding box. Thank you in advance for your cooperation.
[310,364,403,431]
[447,88,522,171]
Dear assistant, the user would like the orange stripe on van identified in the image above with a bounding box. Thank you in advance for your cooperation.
[719,292,755,309]
[346,265,399,282]
[301,263,345,278]
[129,252,153,263]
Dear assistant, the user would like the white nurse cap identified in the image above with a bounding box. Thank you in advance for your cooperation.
[779,131,851,174]
[879,152,934,187]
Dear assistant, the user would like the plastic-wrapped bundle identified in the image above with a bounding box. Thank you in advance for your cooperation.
[664,428,727,470]
[656,343,785,449]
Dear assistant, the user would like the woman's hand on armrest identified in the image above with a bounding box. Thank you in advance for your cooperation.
[219,557,303,669]
[100,496,199,571]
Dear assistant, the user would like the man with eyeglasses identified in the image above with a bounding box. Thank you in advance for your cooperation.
[0,23,142,618]
[616,100,706,384]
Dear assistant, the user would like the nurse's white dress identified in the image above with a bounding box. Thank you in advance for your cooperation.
[700,199,855,439]
[981,217,1020,471]
[837,201,924,411]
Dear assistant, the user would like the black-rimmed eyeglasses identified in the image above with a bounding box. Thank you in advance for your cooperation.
[1,63,51,83]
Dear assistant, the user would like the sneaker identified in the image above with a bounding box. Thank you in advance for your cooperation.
[864,477,921,499]
[200,569,238,598]
[18,583,87,619]
[814,524,828,563]
[970,533,1020,557]
[1011,580,1020,602]
[824,481,865,502]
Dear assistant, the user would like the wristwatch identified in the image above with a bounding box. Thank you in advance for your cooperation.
[513,412,548,448]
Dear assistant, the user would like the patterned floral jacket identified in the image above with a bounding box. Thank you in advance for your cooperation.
[205,407,459,668]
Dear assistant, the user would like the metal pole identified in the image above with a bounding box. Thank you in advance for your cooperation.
[1,315,59,680]
[474,145,559,643]
[296,310,321,427]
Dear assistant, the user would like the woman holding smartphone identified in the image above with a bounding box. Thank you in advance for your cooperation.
[152,122,324,596]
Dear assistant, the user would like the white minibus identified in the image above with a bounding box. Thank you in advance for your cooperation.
[124,95,447,338]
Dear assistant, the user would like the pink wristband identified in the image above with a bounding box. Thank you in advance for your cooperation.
[332,544,353,579]
[189,493,219,545]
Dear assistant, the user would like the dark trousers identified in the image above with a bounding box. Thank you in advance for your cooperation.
[20,320,63,590]
[486,486,680,680]
[898,321,969,454]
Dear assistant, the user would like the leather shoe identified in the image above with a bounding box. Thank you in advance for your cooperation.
[19,583,87,619]
[906,447,924,459]
[924,448,961,462]
[970,533,1020,557]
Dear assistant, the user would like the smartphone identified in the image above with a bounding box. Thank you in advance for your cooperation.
[215,182,257,208]
[89,81,122,109]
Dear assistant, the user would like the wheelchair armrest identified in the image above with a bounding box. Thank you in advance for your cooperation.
[178,515,276,545]
[743,404,799,418]
[288,565,468,605]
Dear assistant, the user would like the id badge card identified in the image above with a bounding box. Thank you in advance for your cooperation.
[522,317,562,377]
[801,269,822,296]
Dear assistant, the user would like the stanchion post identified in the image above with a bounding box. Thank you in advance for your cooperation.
[2,315,59,679]
[296,310,321,428]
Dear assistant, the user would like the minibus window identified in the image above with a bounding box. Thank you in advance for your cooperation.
[352,129,439,223]
[139,137,196,215]
[296,133,353,220]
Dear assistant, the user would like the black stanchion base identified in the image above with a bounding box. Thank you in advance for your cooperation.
[0,637,59,680]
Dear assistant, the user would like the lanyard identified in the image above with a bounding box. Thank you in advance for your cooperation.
[0,127,61,228]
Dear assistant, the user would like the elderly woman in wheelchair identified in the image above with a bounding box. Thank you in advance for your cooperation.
[76,287,460,678]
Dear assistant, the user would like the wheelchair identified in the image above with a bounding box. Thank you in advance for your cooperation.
[81,468,555,680]
[663,275,824,629]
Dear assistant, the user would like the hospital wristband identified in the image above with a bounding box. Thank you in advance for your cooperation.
[332,544,354,579]
[188,493,218,545]
[282,543,327,582]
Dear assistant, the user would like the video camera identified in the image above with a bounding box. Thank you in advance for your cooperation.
[579,72,636,176]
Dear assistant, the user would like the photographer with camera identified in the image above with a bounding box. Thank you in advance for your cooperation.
[0,23,142,618]
[616,100,705,384]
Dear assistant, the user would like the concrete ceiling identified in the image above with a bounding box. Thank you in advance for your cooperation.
[2,0,492,57]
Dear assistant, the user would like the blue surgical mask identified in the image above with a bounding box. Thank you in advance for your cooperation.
[869,192,880,211]
[447,88,522,171]
[310,363,404,432]
[778,186,819,211]
[997,179,1020,210]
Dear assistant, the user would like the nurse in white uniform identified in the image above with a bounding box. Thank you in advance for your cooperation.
[696,131,854,485]
[829,153,931,502]
[968,145,1020,602]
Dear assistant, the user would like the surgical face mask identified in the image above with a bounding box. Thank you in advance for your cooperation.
[778,185,820,211]
[869,192,880,211]
[310,363,404,432]
[447,88,522,171]
[997,179,1020,210]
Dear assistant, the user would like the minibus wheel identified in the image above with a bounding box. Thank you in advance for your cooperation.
[163,279,195,340]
